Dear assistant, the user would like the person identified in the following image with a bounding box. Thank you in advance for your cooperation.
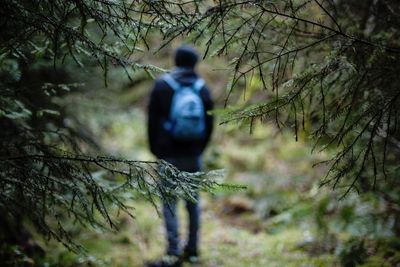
[146,45,214,267]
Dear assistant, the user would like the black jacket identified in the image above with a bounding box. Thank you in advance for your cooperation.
[147,68,214,159]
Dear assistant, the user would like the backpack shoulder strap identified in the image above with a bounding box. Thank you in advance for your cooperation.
[163,74,205,92]
[192,78,205,93]
[162,74,181,91]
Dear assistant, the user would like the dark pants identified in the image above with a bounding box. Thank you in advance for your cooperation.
[162,157,201,256]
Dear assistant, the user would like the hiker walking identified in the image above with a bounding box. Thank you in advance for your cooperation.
[147,45,214,267]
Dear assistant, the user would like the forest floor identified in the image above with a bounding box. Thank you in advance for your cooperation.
[45,193,338,267]
[43,109,341,266]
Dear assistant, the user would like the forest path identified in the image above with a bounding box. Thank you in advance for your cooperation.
[73,194,337,267]
[46,112,337,266]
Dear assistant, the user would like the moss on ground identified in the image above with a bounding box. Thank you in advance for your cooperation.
[42,195,338,267]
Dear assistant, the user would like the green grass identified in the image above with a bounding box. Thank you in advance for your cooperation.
[38,104,395,267]
[43,195,338,267]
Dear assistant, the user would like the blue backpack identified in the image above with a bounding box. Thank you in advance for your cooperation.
[162,74,206,140]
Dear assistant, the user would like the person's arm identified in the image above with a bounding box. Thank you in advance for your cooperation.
[147,81,162,158]
[201,86,214,150]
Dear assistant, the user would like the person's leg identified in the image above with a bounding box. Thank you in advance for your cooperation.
[148,199,182,267]
[163,156,201,261]
[184,194,200,254]
[162,197,180,256]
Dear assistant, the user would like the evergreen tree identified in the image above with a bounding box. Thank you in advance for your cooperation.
[0,0,221,259]
[1,0,399,263]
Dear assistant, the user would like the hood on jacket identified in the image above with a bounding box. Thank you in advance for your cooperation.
[170,67,199,86]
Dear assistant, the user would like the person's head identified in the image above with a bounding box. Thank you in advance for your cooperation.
[174,44,199,68]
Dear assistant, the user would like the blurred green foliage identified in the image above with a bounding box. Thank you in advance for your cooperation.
[1,0,400,266]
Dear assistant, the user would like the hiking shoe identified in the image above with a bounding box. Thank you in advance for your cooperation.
[146,255,182,267]
[181,248,200,264]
